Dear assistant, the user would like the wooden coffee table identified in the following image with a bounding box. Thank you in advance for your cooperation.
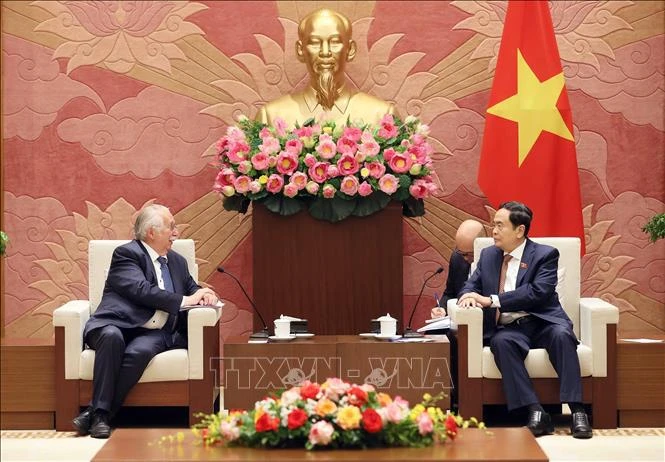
[93,427,548,461]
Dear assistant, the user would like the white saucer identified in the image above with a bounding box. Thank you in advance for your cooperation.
[359,332,378,338]
[269,335,296,341]
[295,333,314,338]
[374,334,401,341]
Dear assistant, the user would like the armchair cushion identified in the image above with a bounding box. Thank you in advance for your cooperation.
[481,345,593,379]
[80,349,189,382]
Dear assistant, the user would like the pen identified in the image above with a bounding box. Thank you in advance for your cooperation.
[434,292,441,307]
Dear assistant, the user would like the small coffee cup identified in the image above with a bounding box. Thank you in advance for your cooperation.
[377,313,397,336]
[274,319,291,338]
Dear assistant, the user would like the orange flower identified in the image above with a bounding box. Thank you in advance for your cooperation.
[315,398,337,417]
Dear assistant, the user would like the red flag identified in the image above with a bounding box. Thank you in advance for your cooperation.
[477,0,585,254]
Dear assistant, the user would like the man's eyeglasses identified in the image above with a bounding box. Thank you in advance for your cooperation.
[454,248,474,259]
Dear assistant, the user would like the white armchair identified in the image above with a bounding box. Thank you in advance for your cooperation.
[449,237,619,428]
[53,239,222,430]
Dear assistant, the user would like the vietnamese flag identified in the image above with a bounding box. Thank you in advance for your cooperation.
[477,0,585,254]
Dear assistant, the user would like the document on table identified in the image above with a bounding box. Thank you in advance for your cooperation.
[417,316,450,333]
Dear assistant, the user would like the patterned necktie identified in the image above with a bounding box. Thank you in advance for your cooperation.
[157,256,177,332]
[496,254,513,323]
[498,254,512,294]
[157,256,175,292]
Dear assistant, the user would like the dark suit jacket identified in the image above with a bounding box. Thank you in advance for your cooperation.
[442,251,470,307]
[460,238,573,340]
[84,240,200,339]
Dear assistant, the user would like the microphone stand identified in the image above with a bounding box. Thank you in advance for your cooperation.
[217,267,269,339]
[403,267,444,338]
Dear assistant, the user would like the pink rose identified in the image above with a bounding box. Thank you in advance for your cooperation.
[283,183,298,198]
[379,174,399,194]
[322,184,336,198]
[409,179,430,199]
[285,138,303,155]
[213,168,236,189]
[388,152,413,174]
[237,160,252,174]
[227,141,250,164]
[361,129,375,144]
[358,181,373,197]
[259,127,272,139]
[416,412,434,435]
[336,136,358,155]
[308,162,329,183]
[340,175,359,196]
[294,126,313,138]
[233,175,252,193]
[358,140,380,158]
[266,174,284,193]
[226,126,246,142]
[249,181,262,193]
[383,148,396,162]
[290,172,308,190]
[273,117,288,137]
[220,421,240,441]
[259,136,280,155]
[378,114,398,139]
[268,155,278,168]
[316,134,337,160]
[337,153,359,175]
[365,161,386,179]
[342,126,362,142]
[308,421,334,446]
[251,152,270,171]
[305,181,320,195]
[326,165,340,178]
[304,153,317,167]
[276,151,298,175]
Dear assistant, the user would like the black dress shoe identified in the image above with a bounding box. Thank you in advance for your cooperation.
[72,407,93,436]
[571,411,593,439]
[526,410,554,437]
[89,412,111,439]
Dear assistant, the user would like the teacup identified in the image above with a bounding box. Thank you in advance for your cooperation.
[377,313,397,336]
[274,319,291,338]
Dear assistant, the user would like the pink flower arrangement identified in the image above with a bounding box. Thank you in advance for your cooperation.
[212,114,438,222]
[193,378,484,450]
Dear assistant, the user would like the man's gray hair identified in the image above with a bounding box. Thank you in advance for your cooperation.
[134,204,170,241]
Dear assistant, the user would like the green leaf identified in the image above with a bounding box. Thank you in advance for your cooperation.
[402,197,425,217]
[353,192,391,217]
[0,231,7,256]
[309,197,356,222]
[262,196,304,216]
[223,196,251,213]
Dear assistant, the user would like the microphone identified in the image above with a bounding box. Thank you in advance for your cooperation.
[217,266,269,339]
[403,266,444,338]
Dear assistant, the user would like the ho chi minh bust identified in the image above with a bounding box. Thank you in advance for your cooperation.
[256,9,395,128]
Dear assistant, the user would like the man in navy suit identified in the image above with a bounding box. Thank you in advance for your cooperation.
[457,201,592,439]
[72,204,218,438]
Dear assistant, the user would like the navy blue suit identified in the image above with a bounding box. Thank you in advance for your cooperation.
[84,240,200,414]
[460,238,582,410]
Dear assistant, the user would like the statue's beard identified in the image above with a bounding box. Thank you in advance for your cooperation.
[313,70,342,111]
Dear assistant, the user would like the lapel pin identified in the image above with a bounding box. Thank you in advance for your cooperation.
[520,262,528,269]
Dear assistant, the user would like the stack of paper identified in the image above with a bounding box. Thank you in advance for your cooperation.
[417,316,450,333]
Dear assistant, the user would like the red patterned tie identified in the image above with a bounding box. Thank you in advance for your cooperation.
[496,254,512,323]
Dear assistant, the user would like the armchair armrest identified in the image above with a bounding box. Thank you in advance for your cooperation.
[448,299,484,378]
[187,304,223,380]
[579,297,619,377]
[53,300,90,380]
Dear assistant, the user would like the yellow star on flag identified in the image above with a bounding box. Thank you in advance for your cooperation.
[487,49,573,166]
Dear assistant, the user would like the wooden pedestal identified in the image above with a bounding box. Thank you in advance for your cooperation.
[252,203,403,335]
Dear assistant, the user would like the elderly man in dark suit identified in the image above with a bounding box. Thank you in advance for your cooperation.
[457,201,591,439]
[72,204,218,438]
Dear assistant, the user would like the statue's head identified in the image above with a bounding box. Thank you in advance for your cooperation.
[296,9,357,109]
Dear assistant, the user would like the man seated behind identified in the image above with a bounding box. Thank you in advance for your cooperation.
[72,204,219,438]
[456,201,592,439]
[256,8,394,128]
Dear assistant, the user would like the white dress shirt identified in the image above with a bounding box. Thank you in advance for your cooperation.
[140,242,170,329]
[491,240,529,324]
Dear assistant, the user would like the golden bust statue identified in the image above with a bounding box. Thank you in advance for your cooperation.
[256,9,395,128]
